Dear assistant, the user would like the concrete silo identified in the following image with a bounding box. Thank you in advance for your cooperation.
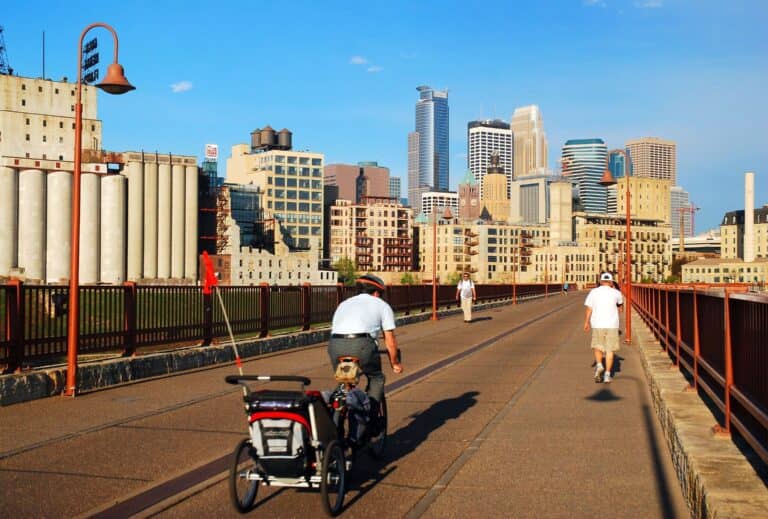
[100,174,127,284]
[0,166,18,276]
[79,173,100,284]
[184,164,198,279]
[18,169,46,281]
[171,163,186,278]
[143,160,158,279]
[45,171,72,283]
[124,161,144,281]
[157,161,172,278]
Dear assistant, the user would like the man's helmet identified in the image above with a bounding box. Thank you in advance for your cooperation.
[356,273,386,293]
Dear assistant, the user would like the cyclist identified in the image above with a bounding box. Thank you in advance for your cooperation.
[328,274,403,413]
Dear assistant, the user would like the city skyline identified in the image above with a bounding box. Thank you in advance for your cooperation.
[3,0,767,231]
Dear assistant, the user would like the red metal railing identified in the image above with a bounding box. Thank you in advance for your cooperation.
[633,283,768,463]
[0,281,560,371]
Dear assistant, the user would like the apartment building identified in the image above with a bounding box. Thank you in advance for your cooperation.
[625,137,676,183]
[615,176,672,224]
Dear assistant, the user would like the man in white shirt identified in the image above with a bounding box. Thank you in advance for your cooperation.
[455,272,477,323]
[584,272,624,383]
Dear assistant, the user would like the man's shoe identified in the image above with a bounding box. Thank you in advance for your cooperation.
[603,373,612,384]
[594,365,605,383]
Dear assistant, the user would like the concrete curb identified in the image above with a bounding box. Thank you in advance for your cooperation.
[0,296,535,406]
[635,313,768,519]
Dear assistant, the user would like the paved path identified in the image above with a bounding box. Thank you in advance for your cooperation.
[0,294,688,518]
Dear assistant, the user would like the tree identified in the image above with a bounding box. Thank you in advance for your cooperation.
[446,271,462,285]
[670,257,692,279]
[333,257,358,286]
[400,272,416,285]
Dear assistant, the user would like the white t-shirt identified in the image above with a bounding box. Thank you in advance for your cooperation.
[331,293,396,337]
[457,279,474,299]
[584,285,624,329]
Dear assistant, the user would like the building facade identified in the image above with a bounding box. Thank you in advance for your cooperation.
[389,176,401,201]
[480,153,510,223]
[467,119,512,198]
[324,162,390,203]
[458,169,480,222]
[408,85,449,214]
[671,185,693,239]
[625,137,676,183]
[511,105,548,178]
[421,191,459,217]
[561,138,608,214]
[616,176,672,224]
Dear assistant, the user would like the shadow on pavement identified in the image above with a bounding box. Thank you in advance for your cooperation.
[469,316,493,323]
[585,388,623,402]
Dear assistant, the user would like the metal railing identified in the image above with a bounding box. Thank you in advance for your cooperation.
[633,283,768,464]
[0,281,562,370]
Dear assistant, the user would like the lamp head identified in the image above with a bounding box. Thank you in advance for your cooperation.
[97,63,135,95]
[599,168,617,187]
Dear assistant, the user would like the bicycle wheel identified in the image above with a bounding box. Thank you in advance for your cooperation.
[320,440,346,517]
[368,395,387,459]
[229,438,259,513]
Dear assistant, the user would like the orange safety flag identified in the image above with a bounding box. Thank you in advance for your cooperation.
[202,251,218,295]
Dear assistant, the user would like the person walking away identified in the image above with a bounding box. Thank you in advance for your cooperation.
[328,274,403,413]
[456,272,477,323]
[584,272,624,383]
[563,282,569,295]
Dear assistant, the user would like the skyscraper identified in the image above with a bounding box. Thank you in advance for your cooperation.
[389,176,401,201]
[511,105,548,178]
[561,138,608,213]
[467,119,512,198]
[625,137,676,183]
[408,85,449,214]
[671,186,693,238]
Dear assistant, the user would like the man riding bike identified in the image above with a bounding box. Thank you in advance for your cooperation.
[328,274,403,414]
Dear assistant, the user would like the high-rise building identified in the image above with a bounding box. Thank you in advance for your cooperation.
[226,127,324,256]
[408,85,449,214]
[421,191,459,217]
[671,186,692,239]
[324,162,389,203]
[480,152,510,222]
[389,176,401,201]
[561,138,608,213]
[511,105,548,178]
[458,169,480,221]
[625,137,676,183]
[467,119,512,198]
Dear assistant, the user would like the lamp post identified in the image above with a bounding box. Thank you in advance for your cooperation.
[65,23,135,397]
[601,149,632,344]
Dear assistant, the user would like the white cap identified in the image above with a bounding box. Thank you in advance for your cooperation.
[600,272,613,282]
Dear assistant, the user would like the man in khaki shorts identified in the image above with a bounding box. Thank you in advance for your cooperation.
[583,272,624,383]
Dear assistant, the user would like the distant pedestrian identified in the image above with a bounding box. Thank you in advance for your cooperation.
[563,282,569,295]
[456,272,477,323]
[584,272,624,384]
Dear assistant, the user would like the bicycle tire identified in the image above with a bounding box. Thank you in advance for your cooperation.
[320,440,346,516]
[229,438,259,513]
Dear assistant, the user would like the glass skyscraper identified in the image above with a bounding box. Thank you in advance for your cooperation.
[408,85,449,214]
[561,138,608,213]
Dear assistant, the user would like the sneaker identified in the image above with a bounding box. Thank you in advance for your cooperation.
[603,373,612,384]
[594,365,605,383]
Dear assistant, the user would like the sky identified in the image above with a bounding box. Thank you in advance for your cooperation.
[3,0,767,232]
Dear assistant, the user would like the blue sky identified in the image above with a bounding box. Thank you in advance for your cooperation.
[4,0,767,231]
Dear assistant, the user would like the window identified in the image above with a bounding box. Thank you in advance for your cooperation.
[22,99,26,106]
[287,156,297,164]
[25,134,30,141]
[21,84,26,90]
[287,202,297,211]
[287,178,297,187]
[55,88,59,94]
[299,157,309,165]
[59,121,63,128]
[312,158,321,166]
[275,177,285,186]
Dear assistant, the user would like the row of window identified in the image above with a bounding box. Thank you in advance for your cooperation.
[270,189,322,201]
[25,119,96,131]
[273,156,322,166]
[20,83,75,96]
[272,166,322,177]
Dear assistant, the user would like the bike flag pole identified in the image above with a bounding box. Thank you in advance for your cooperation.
[203,252,246,396]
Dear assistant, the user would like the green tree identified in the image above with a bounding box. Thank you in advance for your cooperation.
[400,272,416,285]
[446,271,462,285]
[333,257,358,286]
[670,257,691,278]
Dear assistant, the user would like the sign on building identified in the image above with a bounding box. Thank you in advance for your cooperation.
[205,144,218,161]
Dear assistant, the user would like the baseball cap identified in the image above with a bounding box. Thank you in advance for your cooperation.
[600,272,613,282]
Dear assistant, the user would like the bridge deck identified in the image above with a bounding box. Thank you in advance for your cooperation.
[0,294,688,518]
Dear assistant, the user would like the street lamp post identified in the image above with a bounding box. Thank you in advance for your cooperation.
[601,149,632,344]
[65,23,135,397]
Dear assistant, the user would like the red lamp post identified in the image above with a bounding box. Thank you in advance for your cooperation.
[600,149,632,344]
[65,23,135,397]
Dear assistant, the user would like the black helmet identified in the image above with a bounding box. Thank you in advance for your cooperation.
[356,273,386,293]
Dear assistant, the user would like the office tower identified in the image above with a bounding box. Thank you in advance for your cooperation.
[625,137,676,183]
[468,119,512,198]
[511,105,548,178]
[561,138,608,213]
[421,191,459,217]
[226,126,324,255]
[408,85,449,214]
[389,176,401,201]
[324,162,389,203]
[671,186,692,239]
[458,169,480,221]
[480,152,510,222]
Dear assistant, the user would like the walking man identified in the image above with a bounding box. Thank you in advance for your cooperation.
[584,272,624,383]
[456,272,477,323]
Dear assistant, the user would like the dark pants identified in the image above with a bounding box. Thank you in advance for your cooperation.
[328,336,384,404]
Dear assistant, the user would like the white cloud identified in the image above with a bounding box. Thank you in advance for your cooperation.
[170,81,193,93]
[367,65,383,73]
[349,56,368,65]
[634,0,663,7]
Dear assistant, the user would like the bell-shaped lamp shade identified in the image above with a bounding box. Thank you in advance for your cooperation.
[97,63,136,95]
[442,207,454,220]
[599,168,617,187]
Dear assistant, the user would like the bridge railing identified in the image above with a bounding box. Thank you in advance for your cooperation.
[633,283,768,464]
[0,281,563,371]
